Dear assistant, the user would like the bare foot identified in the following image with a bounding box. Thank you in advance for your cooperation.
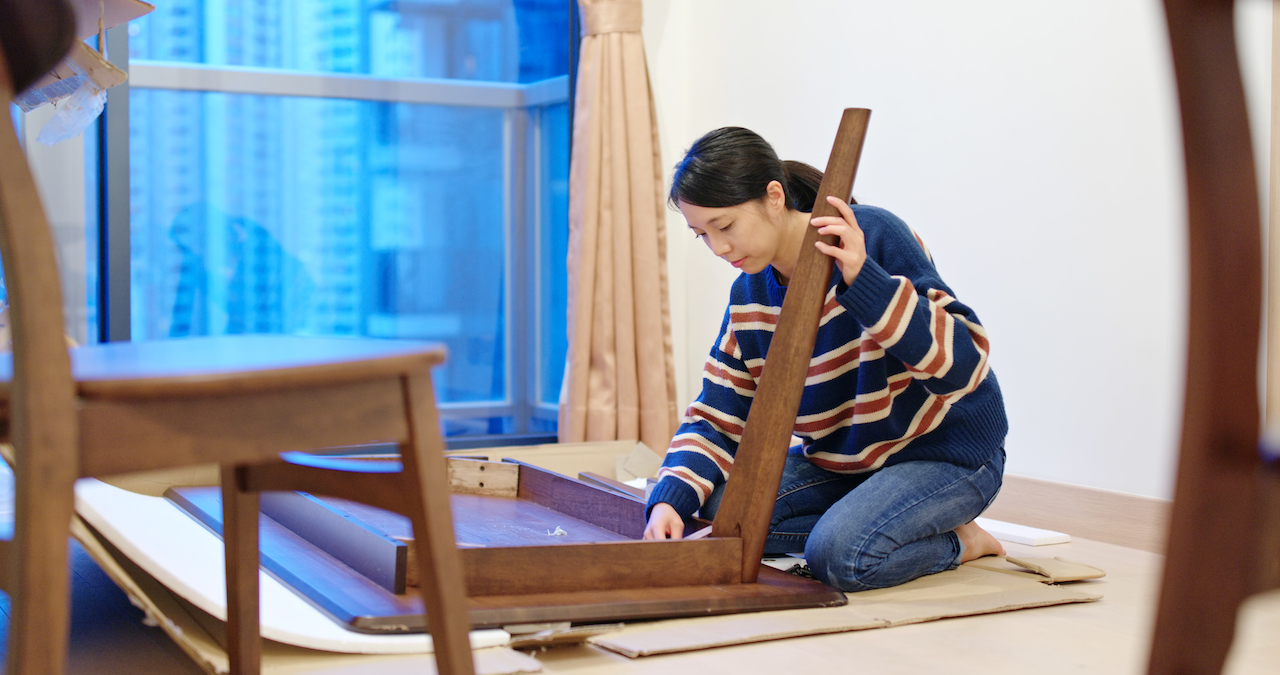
[955,520,1005,563]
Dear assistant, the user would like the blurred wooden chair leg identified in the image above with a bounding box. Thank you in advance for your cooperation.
[400,372,474,675]
[222,465,262,675]
[6,469,76,675]
[1150,0,1273,672]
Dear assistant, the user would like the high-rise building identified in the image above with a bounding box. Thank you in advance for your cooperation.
[127,0,569,435]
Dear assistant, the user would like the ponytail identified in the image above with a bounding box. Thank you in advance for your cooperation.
[781,160,822,212]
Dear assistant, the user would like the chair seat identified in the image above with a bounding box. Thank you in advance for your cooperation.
[0,335,447,400]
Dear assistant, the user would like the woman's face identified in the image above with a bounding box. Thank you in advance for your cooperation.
[679,183,789,275]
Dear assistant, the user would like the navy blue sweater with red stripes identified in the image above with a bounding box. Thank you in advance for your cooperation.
[647,205,1008,519]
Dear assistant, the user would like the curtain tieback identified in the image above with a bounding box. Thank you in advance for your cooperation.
[580,0,642,36]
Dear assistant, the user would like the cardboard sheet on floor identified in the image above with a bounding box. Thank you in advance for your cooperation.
[588,563,1102,658]
[965,555,1107,583]
[71,507,541,675]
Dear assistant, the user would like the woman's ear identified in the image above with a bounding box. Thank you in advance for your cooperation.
[765,180,787,211]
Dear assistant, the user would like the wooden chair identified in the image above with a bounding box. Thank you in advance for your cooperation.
[1150,0,1279,672]
[0,6,475,675]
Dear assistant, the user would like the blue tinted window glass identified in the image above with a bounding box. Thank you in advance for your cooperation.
[130,89,509,404]
[128,0,569,83]
[125,0,569,436]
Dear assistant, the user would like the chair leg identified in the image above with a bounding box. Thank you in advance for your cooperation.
[1149,462,1258,674]
[6,472,75,675]
[222,464,262,675]
[401,372,475,675]
[1253,466,1280,593]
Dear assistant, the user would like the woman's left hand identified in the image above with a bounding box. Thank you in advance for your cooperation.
[811,195,867,287]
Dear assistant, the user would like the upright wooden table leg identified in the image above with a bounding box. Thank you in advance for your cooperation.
[712,109,871,582]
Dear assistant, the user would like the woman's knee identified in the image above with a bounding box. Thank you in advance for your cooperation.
[803,524,889,592]
[804,521,960,592]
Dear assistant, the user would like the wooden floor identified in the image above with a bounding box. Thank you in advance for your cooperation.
[536,536,1280,675]
[0,532,1276,673]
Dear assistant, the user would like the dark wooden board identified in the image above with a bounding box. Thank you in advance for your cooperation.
[578,471,646,499]
[258,490,408,595]
[462,538,742,595]
[451,493,632,548]
[165,485,845,632]
[711,109,872,582]
[166,486,421,634]
[466,565,847,627]
[509,461,648,539]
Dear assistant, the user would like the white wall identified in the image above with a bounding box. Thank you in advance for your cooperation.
[644,0,1273,499]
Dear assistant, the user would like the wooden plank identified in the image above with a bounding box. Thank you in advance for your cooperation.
[258,490,409,595]
[243,458,410,515]
[465,565,846,628]
[711,109,872,582]
[461,539,742,596]
[447,458,519,496]
[512,461,647,539]
[578,471,646,499]
[248,454,520,497]
[71,336,444,399]
[164,486,809,634]
[78,378,408,477]
[166,486,418,632]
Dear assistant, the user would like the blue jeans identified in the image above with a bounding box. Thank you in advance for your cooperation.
[701,447,1005,592]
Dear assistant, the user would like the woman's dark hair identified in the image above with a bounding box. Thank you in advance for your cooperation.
[669,127,850,213]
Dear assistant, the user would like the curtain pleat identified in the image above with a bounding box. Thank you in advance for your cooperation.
[559,0,677,452]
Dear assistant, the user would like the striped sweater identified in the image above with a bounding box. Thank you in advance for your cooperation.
[649,205,1008,519]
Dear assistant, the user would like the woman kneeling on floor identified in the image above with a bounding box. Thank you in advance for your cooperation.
[643,127,1008,592]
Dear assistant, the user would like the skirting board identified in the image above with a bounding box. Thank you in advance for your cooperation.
[982,474,1170,554]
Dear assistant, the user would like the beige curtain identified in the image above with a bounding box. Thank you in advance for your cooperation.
[559,0,678,451]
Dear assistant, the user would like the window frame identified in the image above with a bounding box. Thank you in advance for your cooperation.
[97,18,571,440]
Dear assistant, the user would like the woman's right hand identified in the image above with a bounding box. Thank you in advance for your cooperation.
[643,502,685,540]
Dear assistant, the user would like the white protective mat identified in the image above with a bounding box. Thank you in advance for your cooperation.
[74,477,509,655]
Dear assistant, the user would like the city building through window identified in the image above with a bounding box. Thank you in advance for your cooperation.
[103,0,571,440]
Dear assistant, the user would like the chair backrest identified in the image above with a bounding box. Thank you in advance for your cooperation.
[0,5,87,671]
[0,0,81,498]
[1149,0,1265,672]
[0,0,76,96]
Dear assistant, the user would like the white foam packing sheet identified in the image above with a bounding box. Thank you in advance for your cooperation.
[74,477,510,655]
[975,517,1071,546]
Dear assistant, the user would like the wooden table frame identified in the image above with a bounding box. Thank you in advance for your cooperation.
[445,108,871,620]
[222,109,873,627]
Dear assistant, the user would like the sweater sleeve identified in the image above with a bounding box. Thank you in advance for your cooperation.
[646,306,757,519]
[837,206,992,398]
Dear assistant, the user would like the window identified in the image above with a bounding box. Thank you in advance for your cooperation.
[104,0,571,439]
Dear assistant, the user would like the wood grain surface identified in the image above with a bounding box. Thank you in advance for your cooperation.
[0,336,446,400]
[711,109,871,582]
[513,462,648,539]
[1150,1,1266,674]
[0,33,92,675]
